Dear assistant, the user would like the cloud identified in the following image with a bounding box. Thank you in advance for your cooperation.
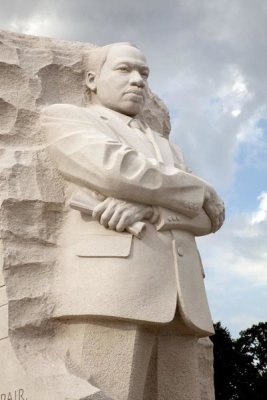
[251,192,267,224]
[228,314,264,336]
[1,0,63,37]
[200,193,267,287]
[198,192,267,335]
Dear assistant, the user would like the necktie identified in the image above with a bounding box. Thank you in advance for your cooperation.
[130,118,164,162]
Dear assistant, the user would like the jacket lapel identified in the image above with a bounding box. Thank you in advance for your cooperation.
[145,126,175,167]
[90,105,176,164]
[95,108,157,158]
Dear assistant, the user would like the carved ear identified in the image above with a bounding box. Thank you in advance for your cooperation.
[85,71,97,92]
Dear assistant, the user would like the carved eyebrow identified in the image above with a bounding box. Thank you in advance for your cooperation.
[114,61,150,74]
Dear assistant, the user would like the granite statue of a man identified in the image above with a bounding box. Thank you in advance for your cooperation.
[41,42,225,400]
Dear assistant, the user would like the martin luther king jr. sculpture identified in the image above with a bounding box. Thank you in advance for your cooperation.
[41,42,225,400]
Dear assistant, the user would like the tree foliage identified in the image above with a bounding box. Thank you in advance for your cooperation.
[211,321,267,400]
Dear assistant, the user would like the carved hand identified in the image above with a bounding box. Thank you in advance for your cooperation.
[92,197,154,232]
[203,186,225,233]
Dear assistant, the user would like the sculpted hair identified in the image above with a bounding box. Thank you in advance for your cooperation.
[83,42,137,102]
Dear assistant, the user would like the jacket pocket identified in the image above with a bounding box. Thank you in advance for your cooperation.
[75,233,133,258]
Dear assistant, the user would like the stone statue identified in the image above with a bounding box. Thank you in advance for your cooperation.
[40,42,225,400]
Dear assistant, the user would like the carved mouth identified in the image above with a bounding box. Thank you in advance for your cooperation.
[125,90,144,98]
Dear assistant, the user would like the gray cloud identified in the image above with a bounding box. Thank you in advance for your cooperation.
[198,204,267,336]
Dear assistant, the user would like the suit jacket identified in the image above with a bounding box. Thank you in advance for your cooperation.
[41,104,214,337]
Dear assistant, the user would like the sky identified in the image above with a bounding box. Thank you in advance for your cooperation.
[1,0,266,337]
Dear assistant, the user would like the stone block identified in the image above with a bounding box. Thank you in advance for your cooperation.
[0,286,7,306]
[0,241,4,287]
[0,305,8,339]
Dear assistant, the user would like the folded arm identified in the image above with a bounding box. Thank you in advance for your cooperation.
[42,104,206,218]
[42,104,224,231]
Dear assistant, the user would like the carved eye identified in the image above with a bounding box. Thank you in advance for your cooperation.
[118,65,129,72]
[141,71,149,79]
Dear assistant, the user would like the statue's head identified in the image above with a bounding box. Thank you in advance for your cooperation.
[84,43,150,117]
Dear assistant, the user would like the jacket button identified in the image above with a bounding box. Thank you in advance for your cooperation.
[168,216,173,222]
[176,215,180,221]
[177,247,184,256]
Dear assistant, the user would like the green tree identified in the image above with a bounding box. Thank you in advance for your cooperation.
[235,322,267,400]
[212,321,267,400]
[211,322,239,400]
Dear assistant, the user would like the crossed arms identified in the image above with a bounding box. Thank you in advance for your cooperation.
[42,104,224,234]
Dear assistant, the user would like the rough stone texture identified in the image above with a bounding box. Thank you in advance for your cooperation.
[0,29,214,399]
[198,338,216,400]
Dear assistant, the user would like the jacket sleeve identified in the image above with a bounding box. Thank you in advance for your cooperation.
[41,104,206,218]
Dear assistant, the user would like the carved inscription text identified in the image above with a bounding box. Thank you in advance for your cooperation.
[0,389,27,400]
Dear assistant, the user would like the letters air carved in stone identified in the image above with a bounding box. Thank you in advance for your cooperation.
[0,389,27,400]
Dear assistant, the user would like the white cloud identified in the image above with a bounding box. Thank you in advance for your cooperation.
[198,193,267,335]
[251,192,267,224]
[218,66,250,116]
[232,109,241,117]
[228,314,263,335]
[1,0,63,38]
[200,203,267,288]
[8,15,55,36]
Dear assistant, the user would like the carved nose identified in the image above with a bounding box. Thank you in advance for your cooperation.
[129,71,145,87]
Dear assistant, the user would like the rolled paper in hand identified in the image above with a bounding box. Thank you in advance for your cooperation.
[69,189,146,239]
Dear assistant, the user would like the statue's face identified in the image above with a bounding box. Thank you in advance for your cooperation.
[93,45,150,116]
